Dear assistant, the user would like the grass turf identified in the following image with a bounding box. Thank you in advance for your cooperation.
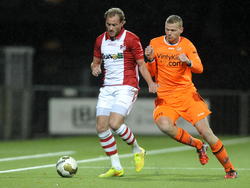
[0,135,249,188]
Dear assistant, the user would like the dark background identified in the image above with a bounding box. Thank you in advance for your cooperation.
[0,0,249,90]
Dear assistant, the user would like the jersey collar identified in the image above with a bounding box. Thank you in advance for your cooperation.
[164,36,182,46]
[105,28,125,40]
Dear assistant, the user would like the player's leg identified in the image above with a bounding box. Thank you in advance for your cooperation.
[96,87,124,178]
[189,91,237,177]
[154,106,204,150]
[114,122,145,172]
[110,113,139,152]
[109,112,145,172]
[110,86,145,172]
[181,90,214,165]
[96,116,124,178]
[195,118,238,178]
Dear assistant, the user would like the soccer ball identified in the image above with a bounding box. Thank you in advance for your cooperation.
[56,156,78,177]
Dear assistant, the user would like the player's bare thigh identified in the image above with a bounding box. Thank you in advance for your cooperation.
[155,116,178,137]
[154,105,179,136]
[194,117,218,145]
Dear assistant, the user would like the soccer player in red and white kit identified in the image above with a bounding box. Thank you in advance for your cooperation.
[91,8,158,178]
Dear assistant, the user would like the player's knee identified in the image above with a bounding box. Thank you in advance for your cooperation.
[108,119,121,130]
[96,123,108,133]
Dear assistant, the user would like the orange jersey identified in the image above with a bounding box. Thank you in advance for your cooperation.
[147,36,203,97]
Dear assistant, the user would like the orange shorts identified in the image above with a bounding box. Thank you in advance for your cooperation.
[153,89,211,125]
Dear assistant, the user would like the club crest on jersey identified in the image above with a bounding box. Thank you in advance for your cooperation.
[120,44,126,51]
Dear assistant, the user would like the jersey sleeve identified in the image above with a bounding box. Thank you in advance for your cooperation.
[186,41,203,73]
[93,35,103,59]
[127,33,144,60]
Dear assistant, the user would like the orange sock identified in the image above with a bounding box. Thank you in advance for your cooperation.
[174,127,203,149]
[210,139,235,172]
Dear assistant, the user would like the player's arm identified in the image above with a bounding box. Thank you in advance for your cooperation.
[179,42,203,73]
[145,45,157,77]
[90,56,102,77]
[137,58,158,93]
[91,35,103,77]
[130,34,157,93]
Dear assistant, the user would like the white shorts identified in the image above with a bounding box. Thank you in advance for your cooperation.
[96,85,138,117]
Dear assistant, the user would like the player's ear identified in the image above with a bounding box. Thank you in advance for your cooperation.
[180,27,184,34]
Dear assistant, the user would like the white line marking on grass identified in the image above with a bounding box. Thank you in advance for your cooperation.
[0,151,75,162]
[0,137,249,174]
[221,137,250,145]
[0,164,56,173]
[78,166,250,171]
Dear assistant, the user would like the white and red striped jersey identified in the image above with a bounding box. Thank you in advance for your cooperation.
[93,28,144,88]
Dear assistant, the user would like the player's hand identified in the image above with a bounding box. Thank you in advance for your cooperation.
[145,46,154,61]
[91,64,102,77]
[178,53,191,66]
[148,82,158,93]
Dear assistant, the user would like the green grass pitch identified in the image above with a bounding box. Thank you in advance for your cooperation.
[0,135,249,188]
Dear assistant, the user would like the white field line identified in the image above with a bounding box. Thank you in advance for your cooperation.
[0,151,75,162]
[78,166,250,171]
[0,137,249,174]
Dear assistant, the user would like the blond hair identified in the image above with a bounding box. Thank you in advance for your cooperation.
[104,8,126,22]
[166,15,183,27]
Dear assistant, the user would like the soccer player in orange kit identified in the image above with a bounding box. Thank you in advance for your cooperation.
[145,15,238,179]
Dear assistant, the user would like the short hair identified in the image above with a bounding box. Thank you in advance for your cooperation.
[166,15,183,27]
[104,8,126,22]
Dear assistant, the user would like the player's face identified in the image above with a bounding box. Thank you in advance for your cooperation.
[165,23,183,44]
[105,15,125,39]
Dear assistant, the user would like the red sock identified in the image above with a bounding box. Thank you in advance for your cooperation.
[174,127,203,149]
[210,139,235,172]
